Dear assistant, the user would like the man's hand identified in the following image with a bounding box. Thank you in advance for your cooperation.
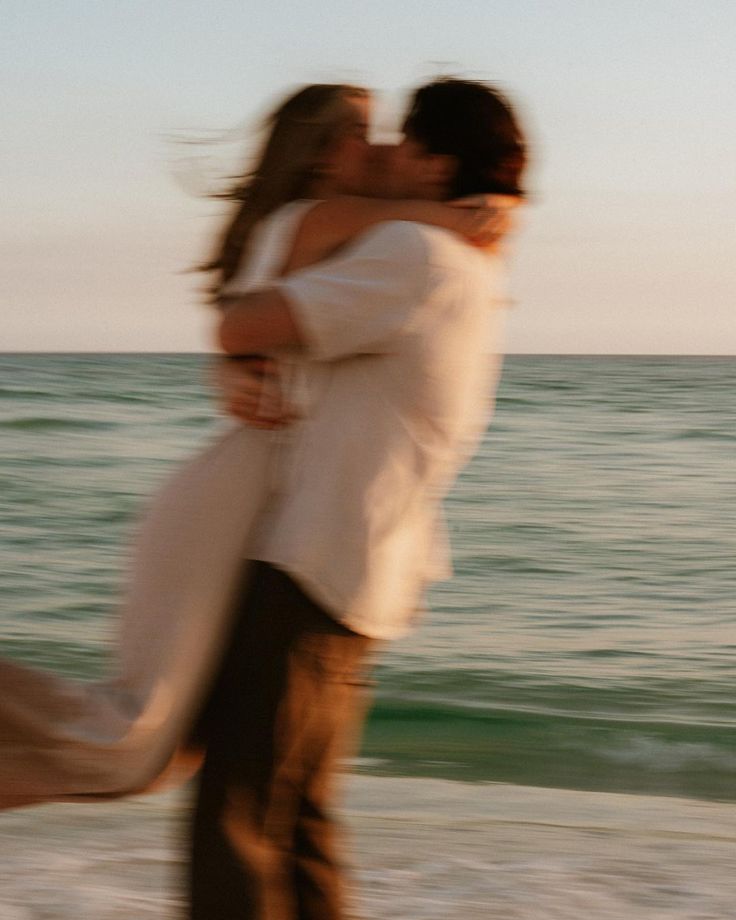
[449,194,520,249]
[214,357,297,430]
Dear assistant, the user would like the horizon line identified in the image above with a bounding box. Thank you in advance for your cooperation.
[1,351,734,359]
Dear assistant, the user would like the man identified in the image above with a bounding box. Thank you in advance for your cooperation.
[193,79,527,920]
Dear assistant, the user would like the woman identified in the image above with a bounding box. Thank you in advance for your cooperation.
[0,83,511,811]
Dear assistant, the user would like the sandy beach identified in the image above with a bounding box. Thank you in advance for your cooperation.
[346,777,736,919]
[1,775,735,919]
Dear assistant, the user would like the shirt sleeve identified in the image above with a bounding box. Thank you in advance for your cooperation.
[277,221,433,361]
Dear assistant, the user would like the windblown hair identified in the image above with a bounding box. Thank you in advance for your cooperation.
[202,83,369,300]
[403,78,527,199]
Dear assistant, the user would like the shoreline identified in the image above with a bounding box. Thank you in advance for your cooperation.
[343,776,736,919]
[1,775,735,918]
[344,772,736,835]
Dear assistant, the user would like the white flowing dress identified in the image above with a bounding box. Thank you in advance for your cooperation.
[0,200,317,810]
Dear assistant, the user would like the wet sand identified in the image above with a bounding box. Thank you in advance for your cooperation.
[0,775,734,918]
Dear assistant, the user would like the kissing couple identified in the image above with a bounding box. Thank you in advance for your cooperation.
[0,77,527,920]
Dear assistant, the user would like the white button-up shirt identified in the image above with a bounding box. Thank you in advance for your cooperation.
[254,219,507,639]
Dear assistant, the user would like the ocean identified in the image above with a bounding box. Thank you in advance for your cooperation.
[1,353,735,918]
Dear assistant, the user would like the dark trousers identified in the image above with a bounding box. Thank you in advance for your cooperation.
[188,562,374,920]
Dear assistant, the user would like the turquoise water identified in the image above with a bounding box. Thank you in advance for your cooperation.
[1,354,735,801]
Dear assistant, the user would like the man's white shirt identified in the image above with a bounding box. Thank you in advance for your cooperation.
[251,219,507,639]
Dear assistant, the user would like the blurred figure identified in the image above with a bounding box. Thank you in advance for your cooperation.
[0,78,521,920]
[215,134,517,428]
[0,84,504,812]
[200,77,527,920]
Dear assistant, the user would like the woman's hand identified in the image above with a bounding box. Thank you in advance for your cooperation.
[213,357,296,429]
[449,194,520,249]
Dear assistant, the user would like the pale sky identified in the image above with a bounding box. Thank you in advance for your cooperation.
[2,0,734,354]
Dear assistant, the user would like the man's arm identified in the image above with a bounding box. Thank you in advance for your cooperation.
[217,290,305,355]
[216,222,432,363]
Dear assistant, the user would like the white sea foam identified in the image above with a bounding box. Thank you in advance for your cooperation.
[1,776,735,919]
[345,777,736,919]
[594,735,736,771]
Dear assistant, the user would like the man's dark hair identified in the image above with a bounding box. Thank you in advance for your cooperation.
[403,78,527,199]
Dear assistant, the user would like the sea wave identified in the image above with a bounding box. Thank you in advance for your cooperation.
[2,353,734,805]
[362,688,736,800]
[0,417,117,432]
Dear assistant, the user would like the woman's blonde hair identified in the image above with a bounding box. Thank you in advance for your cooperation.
[202,83,369,300]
